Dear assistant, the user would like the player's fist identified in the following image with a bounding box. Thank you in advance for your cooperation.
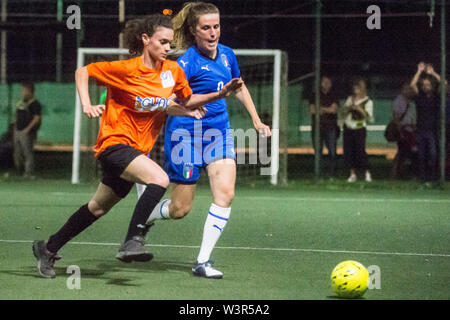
[83,104,105,118]
[417,62,426,73]
[219,78,244,98]
[425,63,435,75]
[255,122,271,138]
[185,106,207,119]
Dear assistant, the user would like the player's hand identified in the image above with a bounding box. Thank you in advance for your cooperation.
[219,78,244,98]
[417,62,426,73]
[186,106,207,119]
[425,64,435,75]
[254,122,271,138]
[83,104,105,118]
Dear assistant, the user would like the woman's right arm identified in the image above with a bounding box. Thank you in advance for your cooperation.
[75,66,105,118]
[410,62,425,95]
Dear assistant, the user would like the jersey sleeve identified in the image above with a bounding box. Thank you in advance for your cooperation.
[173,64,193,101]
[177,55,192,81]
[86,60,129,89]
[365,99,375,123]
[227,49,241,79]
[29,101,42,116]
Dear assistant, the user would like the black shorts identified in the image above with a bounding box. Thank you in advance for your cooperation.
[97,144,143,198]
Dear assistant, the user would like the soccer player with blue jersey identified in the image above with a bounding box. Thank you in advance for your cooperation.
[133,2,271,279]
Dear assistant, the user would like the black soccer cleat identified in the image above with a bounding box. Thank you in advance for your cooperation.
[115,235,153,263]
[32,240,61,279]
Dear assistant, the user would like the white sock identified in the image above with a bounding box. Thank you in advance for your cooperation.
[146,199,171,224]
[197,203,231,264]
[136,183,146,199]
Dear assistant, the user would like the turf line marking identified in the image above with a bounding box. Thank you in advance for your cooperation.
[1,239,449,258]
[1,191,449,204]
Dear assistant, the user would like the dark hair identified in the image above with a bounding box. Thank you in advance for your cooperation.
[420,74,438,92]
[123,14,173,57]
[21,82,35,93]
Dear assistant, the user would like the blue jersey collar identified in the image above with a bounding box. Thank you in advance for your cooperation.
[193,44,220,62]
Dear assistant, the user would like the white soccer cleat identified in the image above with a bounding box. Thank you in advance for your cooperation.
[365,171,372,182]
[192,261,223,279]
[347,174,357,183]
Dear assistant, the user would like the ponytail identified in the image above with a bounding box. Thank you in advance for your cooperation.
[172,2,219,51]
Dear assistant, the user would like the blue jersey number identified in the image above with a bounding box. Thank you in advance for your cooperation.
[217,81,224,92]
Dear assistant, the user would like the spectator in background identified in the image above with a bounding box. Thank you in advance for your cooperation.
[410,62,441,184]
[0,123,14,170]
[13,82,42,178]
[309,76,339,178]
[340,78,374,183]
[390,83,417,179]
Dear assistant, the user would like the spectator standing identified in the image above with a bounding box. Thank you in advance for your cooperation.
[340,78,374,183]
[13,82,42,178]
[309,76,339,178]
[390,83,417,179]
[410,62,441,183]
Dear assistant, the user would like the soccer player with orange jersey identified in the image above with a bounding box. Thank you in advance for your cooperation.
[32,14,242,278]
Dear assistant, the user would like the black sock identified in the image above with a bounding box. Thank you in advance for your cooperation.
[125,184,166,241]
[46,204,98,253]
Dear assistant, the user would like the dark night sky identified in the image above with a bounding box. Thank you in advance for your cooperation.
[3,0,449,91]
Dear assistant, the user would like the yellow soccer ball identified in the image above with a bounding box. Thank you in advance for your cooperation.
[330,260,369,298]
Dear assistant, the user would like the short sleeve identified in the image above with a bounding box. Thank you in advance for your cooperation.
[29,101,42,116]
[173,64,193,101]
[177,56,192,81]
[393,96,406,118]
[86,60,129,89]
[365,100,374,123]
[227,50,241,79]
[343,96,352,108]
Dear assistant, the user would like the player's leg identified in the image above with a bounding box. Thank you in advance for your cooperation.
[144,127,202,224]
[343,127,356,182]
[324,128,337,178]
[193,158,235,279]
[22,131,36,177]
[33,182,122,278]
[144,183,197,226]
[116,154,169,262]
[12,129,24,174]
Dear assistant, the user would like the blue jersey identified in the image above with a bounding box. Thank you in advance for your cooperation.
[167,44,240,129]
[163,44,241,184]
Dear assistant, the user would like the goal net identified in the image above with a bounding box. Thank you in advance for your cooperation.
[71,48,288,185]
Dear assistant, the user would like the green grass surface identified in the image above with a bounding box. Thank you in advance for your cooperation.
[0,178,449,300]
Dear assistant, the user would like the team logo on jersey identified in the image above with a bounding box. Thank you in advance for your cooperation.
[221,54,230,68]
[135,96,171,112]
[182,163,194,179]
[160,70,175,88]
[179,60,189,68]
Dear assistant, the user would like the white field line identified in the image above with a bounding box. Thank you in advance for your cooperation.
[1,239,449,258]
[37,193,450,204]
[1,191,448,204]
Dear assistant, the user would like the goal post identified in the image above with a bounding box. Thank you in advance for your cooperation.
[71,48,288,186]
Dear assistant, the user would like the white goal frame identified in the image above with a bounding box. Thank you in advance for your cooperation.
[71,48,283,185]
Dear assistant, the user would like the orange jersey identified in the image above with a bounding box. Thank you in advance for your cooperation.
[86,56,192,157]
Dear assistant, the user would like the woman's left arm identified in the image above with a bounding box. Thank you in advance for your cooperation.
[235,80,271,137]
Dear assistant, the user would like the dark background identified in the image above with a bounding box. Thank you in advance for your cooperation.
[2,0,448,96]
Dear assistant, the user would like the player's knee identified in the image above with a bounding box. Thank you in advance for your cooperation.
[214,189,235,208]
[87,200,110,217]
[170,200,192,219]
[144,173,170,189]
